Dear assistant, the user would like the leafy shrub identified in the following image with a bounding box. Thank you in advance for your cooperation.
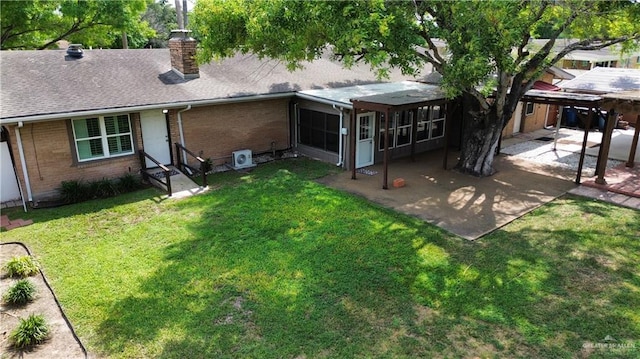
[90,178,119,198]
[4,255,40,278]
[59,174,143,204]
[3,279,37,305]
[117,173,144,192]
[9,314,49,348]
[60,180,90,204]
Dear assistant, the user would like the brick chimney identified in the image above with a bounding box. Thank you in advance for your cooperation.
[169,30,199,79]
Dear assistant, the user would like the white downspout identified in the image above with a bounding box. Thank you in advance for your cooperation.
[332,104,344,167]
[177,105,191,163]
[14,123,33,207]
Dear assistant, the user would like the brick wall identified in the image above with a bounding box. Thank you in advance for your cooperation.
[7,115,143,202]
[172,99,291,166]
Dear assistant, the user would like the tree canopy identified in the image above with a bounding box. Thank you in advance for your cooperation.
[192,0,640,176]
[1,0,153,50]
[142,0,178,48]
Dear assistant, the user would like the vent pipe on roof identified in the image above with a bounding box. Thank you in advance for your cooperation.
[66,44,84,58]
[183,0,189,28]
[175,0,184,29]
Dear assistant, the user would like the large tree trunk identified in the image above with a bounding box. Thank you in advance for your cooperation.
[455,93,505,177]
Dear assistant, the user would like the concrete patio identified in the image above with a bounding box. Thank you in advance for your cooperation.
[318,150,576,240]
[319,127,640,240]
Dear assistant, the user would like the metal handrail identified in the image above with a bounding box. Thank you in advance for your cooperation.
[175,143,208,187]
[139,150,172,196]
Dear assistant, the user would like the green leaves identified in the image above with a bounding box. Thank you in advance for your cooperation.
[3,279,38,305]
[3,255,40,278]
[193,0,639,96]
[192,0,423,77]
[10,314,50,349]
[1,0,153,50]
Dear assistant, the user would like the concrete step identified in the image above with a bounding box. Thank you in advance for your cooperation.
[144,166,208,198]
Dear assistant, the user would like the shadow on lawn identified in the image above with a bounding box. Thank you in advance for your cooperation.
[94,171,640,358]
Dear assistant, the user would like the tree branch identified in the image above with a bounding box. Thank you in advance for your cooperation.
[514,0,550,67]
[2,26,47,48]
[38,20,86,50]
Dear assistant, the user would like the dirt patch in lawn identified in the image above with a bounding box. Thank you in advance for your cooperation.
[1,243,86,359]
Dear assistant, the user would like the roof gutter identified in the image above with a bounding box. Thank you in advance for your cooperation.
[1,92,297,125]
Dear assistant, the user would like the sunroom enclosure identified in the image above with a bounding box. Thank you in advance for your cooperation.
[350,86,450,189]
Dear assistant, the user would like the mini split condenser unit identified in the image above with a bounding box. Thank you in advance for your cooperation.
[231,149,255,169]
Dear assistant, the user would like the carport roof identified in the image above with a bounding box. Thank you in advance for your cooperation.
[561,67,640,94]
[522,89,603,107]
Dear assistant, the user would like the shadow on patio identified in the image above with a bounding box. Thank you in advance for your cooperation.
[318,150,577,240]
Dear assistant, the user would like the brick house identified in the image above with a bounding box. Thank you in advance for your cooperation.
[1,32,436,207]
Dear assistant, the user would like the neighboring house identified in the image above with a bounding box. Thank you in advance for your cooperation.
[529,39,640,73]
[502,66,575,138]
[1,32,455,207]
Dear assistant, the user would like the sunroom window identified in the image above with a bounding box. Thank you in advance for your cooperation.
[298,108,339,153]
[72,114,134,161]
[416,107,430,142]
[430,105,445,139]
[417,105,446,142]
[396,111,412,147]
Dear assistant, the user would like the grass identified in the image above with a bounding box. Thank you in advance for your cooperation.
[1,157,639,358]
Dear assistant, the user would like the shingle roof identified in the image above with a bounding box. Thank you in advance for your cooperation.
[0,48,420,121]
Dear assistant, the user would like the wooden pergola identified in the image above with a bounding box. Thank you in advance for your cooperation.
[519,89,604,184]
[350,87,448,189]
[522,89,640,185]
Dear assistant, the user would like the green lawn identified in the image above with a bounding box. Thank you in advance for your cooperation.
[2,158,639,358]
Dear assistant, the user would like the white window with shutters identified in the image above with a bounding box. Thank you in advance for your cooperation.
[72,114,134,162]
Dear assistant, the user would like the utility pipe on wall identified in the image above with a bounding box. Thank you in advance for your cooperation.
[332,104,345,167]
[177,105,192,164]
[14,122,33,206]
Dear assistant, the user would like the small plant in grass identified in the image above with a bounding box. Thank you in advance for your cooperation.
[4,255,40,278]
[3,279,37,305]
[202,158,213,173]
[9,314,50,349]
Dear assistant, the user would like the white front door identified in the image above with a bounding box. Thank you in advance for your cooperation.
[1,141,21,202]
[140,110,171,167]
[356,112,375,168]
